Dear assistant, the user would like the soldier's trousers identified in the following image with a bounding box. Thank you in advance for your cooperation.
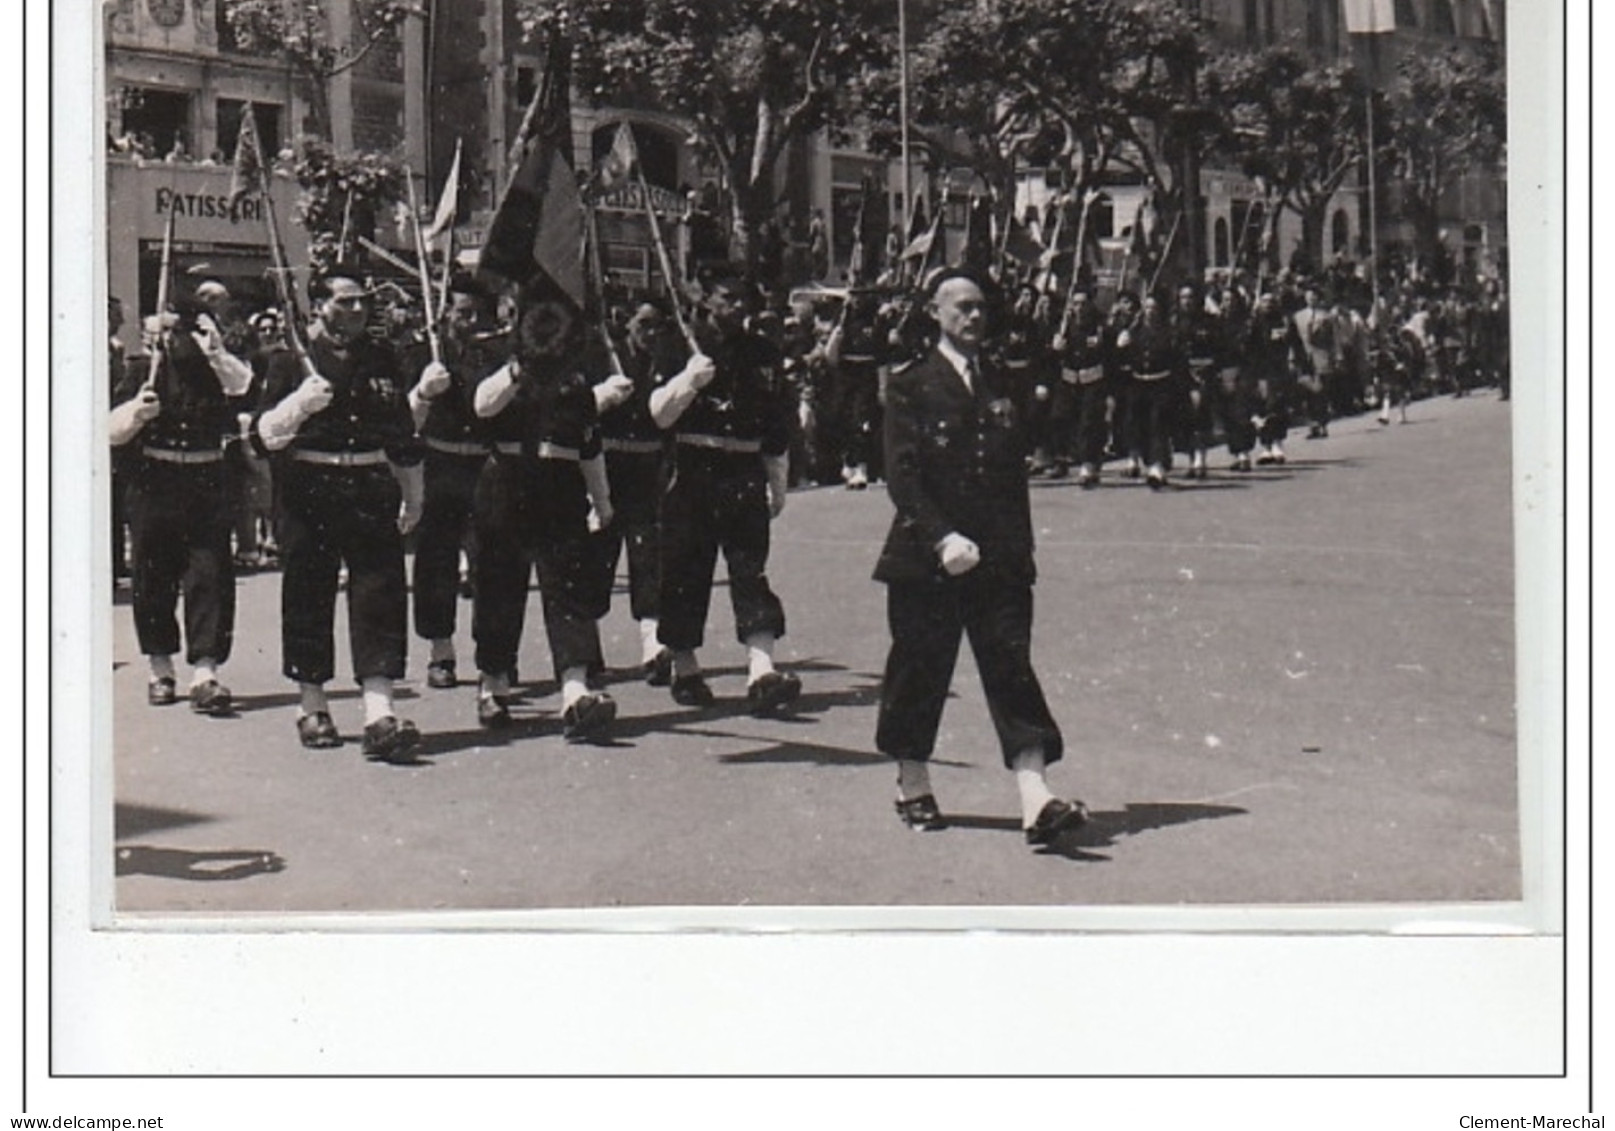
[411,450,485,642]
[591,448,664,623]
[276,462,407,685]
[1223,373,1259,456]
[472,455,605,682]
[657,452,785,652]
[1125,376,1177,468]
[125,460,236,664]
[875,574,1063,768]
[1071,378,1112,468]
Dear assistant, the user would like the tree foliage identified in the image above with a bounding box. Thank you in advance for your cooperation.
[220,0,423,139]
[289,137,410,275]
[517,0,893,271]
[1204,45,1379,271]
[1385,43,1506,265]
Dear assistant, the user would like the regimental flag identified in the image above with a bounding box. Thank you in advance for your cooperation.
[1340,0,1396,34]
[1002,216,1045,269]
[957,192,994,272]
[479,30,586,309]
[595,122,638,192]
[847,177,882,285]
[906,191,929,247]
[227,103,264,212]
[425,138,462,242]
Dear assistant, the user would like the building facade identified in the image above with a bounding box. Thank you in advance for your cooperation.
[104,0,426,321]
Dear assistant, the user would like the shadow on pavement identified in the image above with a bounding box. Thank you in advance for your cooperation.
[115,802,213,839]
[228,687,360,714]
[116,845,286,882]
[945,801,1248,862]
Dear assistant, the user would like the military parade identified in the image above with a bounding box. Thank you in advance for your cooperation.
[102,0,1515,892]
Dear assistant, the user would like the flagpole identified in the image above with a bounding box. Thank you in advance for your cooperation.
[898,0,912,233]
[636,165,700,352]
[404,167,443,363]
[1148,206,1184,296]
[1366,87,1379,309]
[141,195,179,392]
[241,107,314,375]
[1057,190,1097,338]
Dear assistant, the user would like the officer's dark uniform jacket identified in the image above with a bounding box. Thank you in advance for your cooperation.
[874,346,1035,585]
[1245,307,1303,386]
[1173,308,1224,382]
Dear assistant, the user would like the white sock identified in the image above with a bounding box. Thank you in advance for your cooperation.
[299,682,329,718]
[896,759,933,801]
[639,618,661,664]
[671,650,700,680]
[560,667,590,709]
[189,658,218,689]
[1011,747,1057,827]
[480,671,511,700]
[429,638,456,664]
[148,655,175,683]
[360,676,394,725]
[744,633,777,681]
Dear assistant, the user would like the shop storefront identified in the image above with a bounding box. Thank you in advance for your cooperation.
[106,156,308,323]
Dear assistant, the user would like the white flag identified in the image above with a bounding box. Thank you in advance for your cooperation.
[1340,0,1396,34]
[425,139,462,242]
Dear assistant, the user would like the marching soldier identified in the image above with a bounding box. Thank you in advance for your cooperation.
[592,302,675,685]
[1051,285,1109,487]
[111,294,253,714]
[1291,284,1338,440]
[824,291,885,489]
[469,286,619,739]
[408,273,504,691]
[1245,289,1304,465]
[1118,291,1181,489]
[254,266,426,762]
[649,273,800,715]
[1171,283,1223,479]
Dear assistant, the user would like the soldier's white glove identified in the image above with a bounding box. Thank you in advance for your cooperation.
[587,498,615,533]
[798,400,814,433]
[416,360,452,401]
[1051,333,1067,353]
[1116,329,1132,349]
[937,532,981,576]
[683,353,716,390]
[132,388,162,423]
[1034,384,1050,402]
[294,374,334,415]
[593,373,635,412]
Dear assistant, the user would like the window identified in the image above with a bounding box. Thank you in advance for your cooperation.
[216,99,281,162]
[116,86,193,157]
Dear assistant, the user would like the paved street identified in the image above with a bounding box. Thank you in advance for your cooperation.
[111,394,1518,913]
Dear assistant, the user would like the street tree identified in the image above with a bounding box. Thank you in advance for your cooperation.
[982,0,1212,287]
[1203,45,1379,275]
[516,0,893,273]
[220,0,423,142]
[1385,43,1506,278]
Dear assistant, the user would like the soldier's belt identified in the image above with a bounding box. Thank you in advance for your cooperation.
[677,433,762,454]
[840,354,879,364]
[1074,365,1105,384]
[290,449,389,467]
[1189,357,1216,368]
[424,437,491,458]
[142,446,224,465]
[1134,370,1172,382]
[603,438,664,455]
[493,441,582,462]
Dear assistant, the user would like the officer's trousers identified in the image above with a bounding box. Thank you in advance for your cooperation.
[126,460,236,665]
[276,461,407,685]
[592,448,664,622]
[875,573,1062,768]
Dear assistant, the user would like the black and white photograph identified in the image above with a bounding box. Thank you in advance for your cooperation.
[33,0,1583,1112]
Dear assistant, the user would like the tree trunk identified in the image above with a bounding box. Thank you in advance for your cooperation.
[1297,199,1329,278]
